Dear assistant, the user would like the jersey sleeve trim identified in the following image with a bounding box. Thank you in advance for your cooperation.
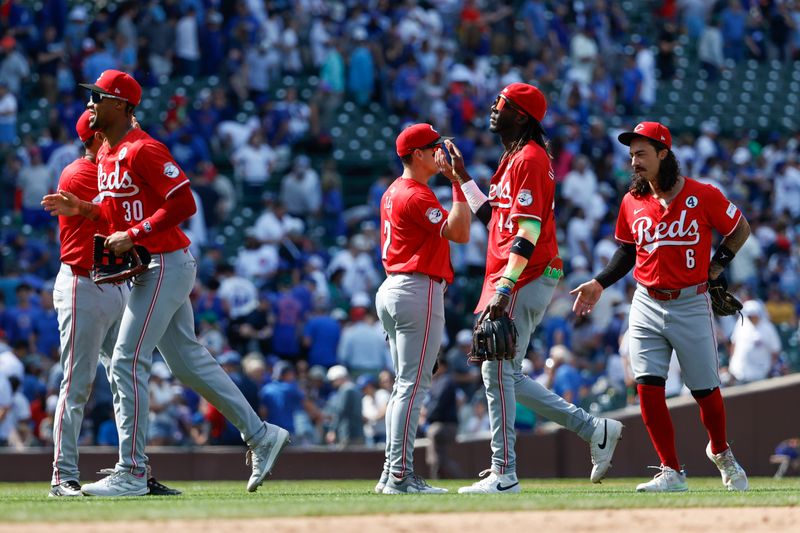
[509,213,542,222]
[721,211,742,237]
[614,235,636,244]
[164,180,190,198]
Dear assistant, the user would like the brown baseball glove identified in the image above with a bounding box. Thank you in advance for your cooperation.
[91,234,151,284]
[708,274,742,317]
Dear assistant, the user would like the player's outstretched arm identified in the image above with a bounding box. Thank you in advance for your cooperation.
[570,279,603,316]
[41,190,100,220]
[571,242,636,315]
[442,140,492,226]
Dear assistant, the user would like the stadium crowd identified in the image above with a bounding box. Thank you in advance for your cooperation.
[1,0,799,449]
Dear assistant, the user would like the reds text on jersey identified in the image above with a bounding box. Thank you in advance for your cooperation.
[96,128,190,252]
[380,177,454,284]
[58,158,108,270]
[615,177,741,289]
[476,141,559,311]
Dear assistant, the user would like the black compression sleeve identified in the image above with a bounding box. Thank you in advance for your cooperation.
[594,243,636,288]
[476,201,492,226]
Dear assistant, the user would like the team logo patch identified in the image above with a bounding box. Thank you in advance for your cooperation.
[426,207,443,224]
[726,202,737,218]
[517,189,533,206]
[118,147,128,160]
[163,162,180,178]
[685,195,698,208]
[143,221,152,233]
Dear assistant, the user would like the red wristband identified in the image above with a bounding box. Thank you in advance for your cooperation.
[452,183,466,202]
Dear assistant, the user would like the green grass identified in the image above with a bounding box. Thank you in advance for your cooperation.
[1,478,799,522]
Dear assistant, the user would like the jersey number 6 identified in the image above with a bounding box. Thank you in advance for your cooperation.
[685,248,695,269]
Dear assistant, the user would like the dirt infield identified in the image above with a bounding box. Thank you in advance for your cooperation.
[4,507,799,533]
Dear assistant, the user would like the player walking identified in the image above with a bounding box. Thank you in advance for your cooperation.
[441,83,622,494]
[571,121,750,492]
[42,70,289,496]
[374,123,470,494]
[49,111,180,497]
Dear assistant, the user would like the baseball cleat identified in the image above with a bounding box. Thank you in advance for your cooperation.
[635,465,688,492]
[457,469,520,494]
[706,442,748,491]
[147,477,183,496]
[246,423,291,492]
[374,469,389,494]
[589,418,624,483]
[381,473,448,494]
[81,471,148,497]
[49,480,83,497]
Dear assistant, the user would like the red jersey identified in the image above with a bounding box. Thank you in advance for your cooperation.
[96,128,190,253]
[476,141,559,311]
[380,177,454,284]
[57,157,107,270]
[615,177,741,289]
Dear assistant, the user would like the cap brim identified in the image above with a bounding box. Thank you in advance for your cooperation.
[617,132,641,146]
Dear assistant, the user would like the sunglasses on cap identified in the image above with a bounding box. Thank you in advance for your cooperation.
[89,90,127,104]
[415,139,443,152]
[493,94,526,116]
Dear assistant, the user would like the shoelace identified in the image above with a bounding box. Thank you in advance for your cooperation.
[644,464,686,479]
[716,451,740,476]
[470,469,497,487]
[62,480,81,491]
[409,474,433,490]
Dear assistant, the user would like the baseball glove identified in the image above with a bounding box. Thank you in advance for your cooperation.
[468,314,518,364]
[91,234,151,284]
[708,274,742,317]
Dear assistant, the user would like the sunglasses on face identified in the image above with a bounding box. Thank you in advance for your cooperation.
[493,94,526,116]
[416,140,443,152]
[89,91,126,104]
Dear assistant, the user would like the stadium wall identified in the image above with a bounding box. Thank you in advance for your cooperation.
[2,374,798,482]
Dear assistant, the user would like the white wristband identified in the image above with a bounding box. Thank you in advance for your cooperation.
[460,180,488,214]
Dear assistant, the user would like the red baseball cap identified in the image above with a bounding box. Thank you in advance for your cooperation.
[500,83,547,122]
[618,121,672,149]
[396,123,451,157]
[75,110,94,142]
[79,69,142,106]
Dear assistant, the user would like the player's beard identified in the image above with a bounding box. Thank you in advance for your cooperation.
[629,154,681,197]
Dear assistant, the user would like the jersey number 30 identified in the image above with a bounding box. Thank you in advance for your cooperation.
[122,200,144,222]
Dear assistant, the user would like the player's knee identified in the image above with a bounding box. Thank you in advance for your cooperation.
[635,375,666,387]
[690,387,717,399]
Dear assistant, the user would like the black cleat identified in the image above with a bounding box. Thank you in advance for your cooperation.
[49,479,83,497]
[146,477,182,496]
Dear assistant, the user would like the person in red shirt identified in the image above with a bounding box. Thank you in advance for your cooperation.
[441,83,623,494]
[42,70,289,496]
[48,110,179,498]
[571,121,751,492]
[374,123,470,495]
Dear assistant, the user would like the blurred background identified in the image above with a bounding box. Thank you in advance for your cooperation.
[0,0,798,472]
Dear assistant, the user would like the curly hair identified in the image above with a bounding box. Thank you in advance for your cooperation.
[629,139,681,197]
[502,117,553,162]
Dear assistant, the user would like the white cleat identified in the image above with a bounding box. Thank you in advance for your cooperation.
[381,474,448,494]
[706,442,748,491]
[246,423,291,492]
[590,418,624,483]
[374,469,389,494]
[81,471,148,497]
[49,480,83,497]
[458,469,520,494]
[635,465,688,492]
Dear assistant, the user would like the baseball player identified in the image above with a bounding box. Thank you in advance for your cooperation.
[441,83,623,494]
[374,123,470,494]
[42,70,289,496]
[571,121,750,492]
[49,110,180,497]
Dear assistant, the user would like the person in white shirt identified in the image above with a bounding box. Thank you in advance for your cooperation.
[232,129,276,198]
[327,234,380,298]
[728,300,782,384]
[561,155,599,216]
[234,232,279,288]
[280,155,321,219]
[217,263,259,320]
[337,294,390,376]
[174,6,200,76]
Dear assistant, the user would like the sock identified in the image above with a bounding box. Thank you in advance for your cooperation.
[637,384,680,471]
[695,388,728,455]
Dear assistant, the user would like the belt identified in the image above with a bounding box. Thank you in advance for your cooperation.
[645,282,708,301]
[387,272,444,284]
[70,265,91,278]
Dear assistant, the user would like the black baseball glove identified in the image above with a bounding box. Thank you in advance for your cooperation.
[468,314,518,364]
[91,234,151,284]
[708,274,742,317]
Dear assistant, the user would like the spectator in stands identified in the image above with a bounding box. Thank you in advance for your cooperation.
[347,28,374,106]
[148,362,180,445]
[726,300,782,384]
[19,147,53,229]
[175,6,201,77]
[231,129,276,203]
[302,301,341,369]
[280,155,321,220]
[337,293,390,377]
[0,81,17,146]
[698,18,725,81]
[0,36,29,97]
[422,356,463,479]
[721,1,748,62]
[327,234,381,298]
[0,375,13,446]
[359,374,388,447]
[234,231,279,289]
[445,329,482,398]
[324,365,364,446]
